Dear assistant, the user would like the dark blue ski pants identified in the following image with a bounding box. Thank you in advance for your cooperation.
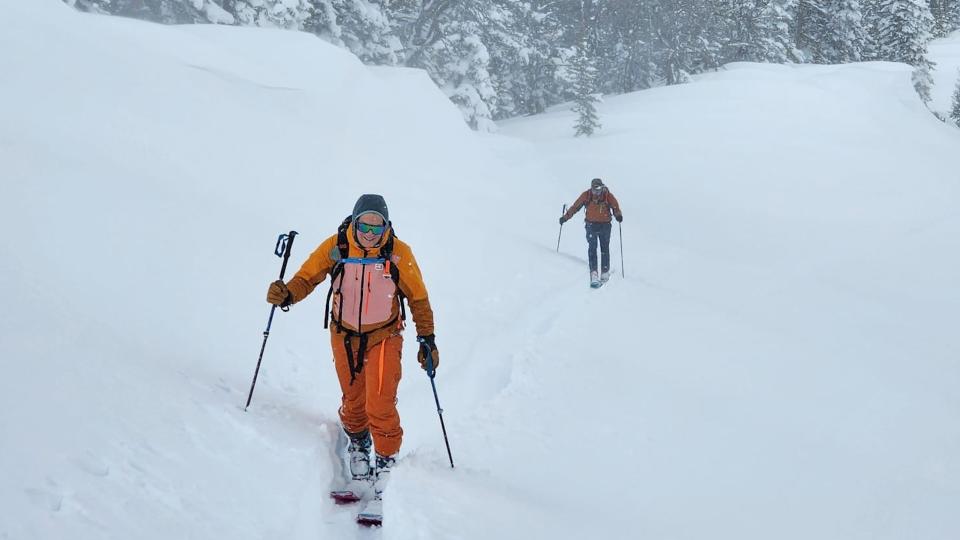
[585,221,612,273]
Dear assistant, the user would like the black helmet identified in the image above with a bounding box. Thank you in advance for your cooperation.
[352,194,389,224]
[591,178,604,189]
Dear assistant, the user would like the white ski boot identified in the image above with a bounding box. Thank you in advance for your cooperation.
[590,270,601,288]
[357,453,395,526]
[330,429,373,504]
[600,271,610,283]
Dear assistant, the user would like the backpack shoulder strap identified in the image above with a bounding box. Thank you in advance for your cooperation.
[383,224,406,321]
[592,188,611,208]
[335,215,352,260]
[324,215,355,329]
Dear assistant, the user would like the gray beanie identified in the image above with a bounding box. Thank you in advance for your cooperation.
[352,194,389,224]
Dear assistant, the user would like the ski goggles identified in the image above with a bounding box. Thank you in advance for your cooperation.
[356,222,386,235]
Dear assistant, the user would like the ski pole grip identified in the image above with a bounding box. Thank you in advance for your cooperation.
[418,336,436,379]
[275,230,299,280]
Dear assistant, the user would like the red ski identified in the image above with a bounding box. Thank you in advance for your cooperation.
[329,490,362,505]
[356,512,382,527]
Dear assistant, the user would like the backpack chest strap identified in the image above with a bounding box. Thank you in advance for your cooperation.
[341,257,387,265]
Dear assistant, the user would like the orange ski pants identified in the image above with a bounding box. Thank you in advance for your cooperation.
[331,331,404,456]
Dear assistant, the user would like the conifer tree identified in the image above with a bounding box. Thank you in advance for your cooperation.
[571,40,601,136]
[875,0,935,102]
[759,0,801,62]
[793,0,829,60]
[68,0,211,23]
[823,0,868,61]
[928,0,960,36]
[950,71,960,126]
[304,0,399,64]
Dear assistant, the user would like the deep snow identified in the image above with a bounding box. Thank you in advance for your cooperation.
[2,2,959,539]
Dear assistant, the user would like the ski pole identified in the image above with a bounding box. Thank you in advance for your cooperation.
[556,204,567,252]
[619,221,624,278]
[418,337,454,468]
[245,230,298,411]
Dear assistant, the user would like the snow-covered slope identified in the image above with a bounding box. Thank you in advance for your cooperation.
[2,2,958,539]
[497,59,960,539]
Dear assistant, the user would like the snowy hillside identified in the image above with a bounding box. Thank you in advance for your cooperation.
[2,2,959,540]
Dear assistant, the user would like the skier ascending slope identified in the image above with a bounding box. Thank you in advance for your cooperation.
[265,194,439,525]
[559,178,623,287]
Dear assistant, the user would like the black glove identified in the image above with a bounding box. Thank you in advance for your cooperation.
[615,213,623,223]
[559,216,566,225]
[417,334,439,373]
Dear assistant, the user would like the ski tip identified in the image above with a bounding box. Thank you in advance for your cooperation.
[356,513,383,527]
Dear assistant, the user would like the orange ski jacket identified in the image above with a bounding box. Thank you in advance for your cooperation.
[563,187,622,223]
[284,223,434,347]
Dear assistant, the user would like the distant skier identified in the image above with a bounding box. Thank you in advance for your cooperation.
[559,178,623,287]
[265,194,439,523]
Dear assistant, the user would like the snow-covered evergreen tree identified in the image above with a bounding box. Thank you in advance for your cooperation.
[875,0,935,102]
[337,0,401,65]
[793,0,829,61]
[951,71,960,126]
[65,0,109,14]
[716,0,798,63]
[796,0,867,63]
[67,0,216,23]
[758,0,801,62]
[225,0,312,29]
[951,0,960,33]
[382,1,498,129]
[929,0,960,36]
[823,0,868,61]
[861,0,883,59]
[595,2,658,92]
[490,0,568,117]
[479,0,538,119]
[930,0,948,35]
[715,0,760,62]
[428,15,498,130]
[570,41,601,136]
[304,0,400,64]
[650,0,723,84]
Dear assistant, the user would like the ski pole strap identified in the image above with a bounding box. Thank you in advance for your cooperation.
[275,231,298,262]
[273,231,299,312]
[274,233,288,257]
